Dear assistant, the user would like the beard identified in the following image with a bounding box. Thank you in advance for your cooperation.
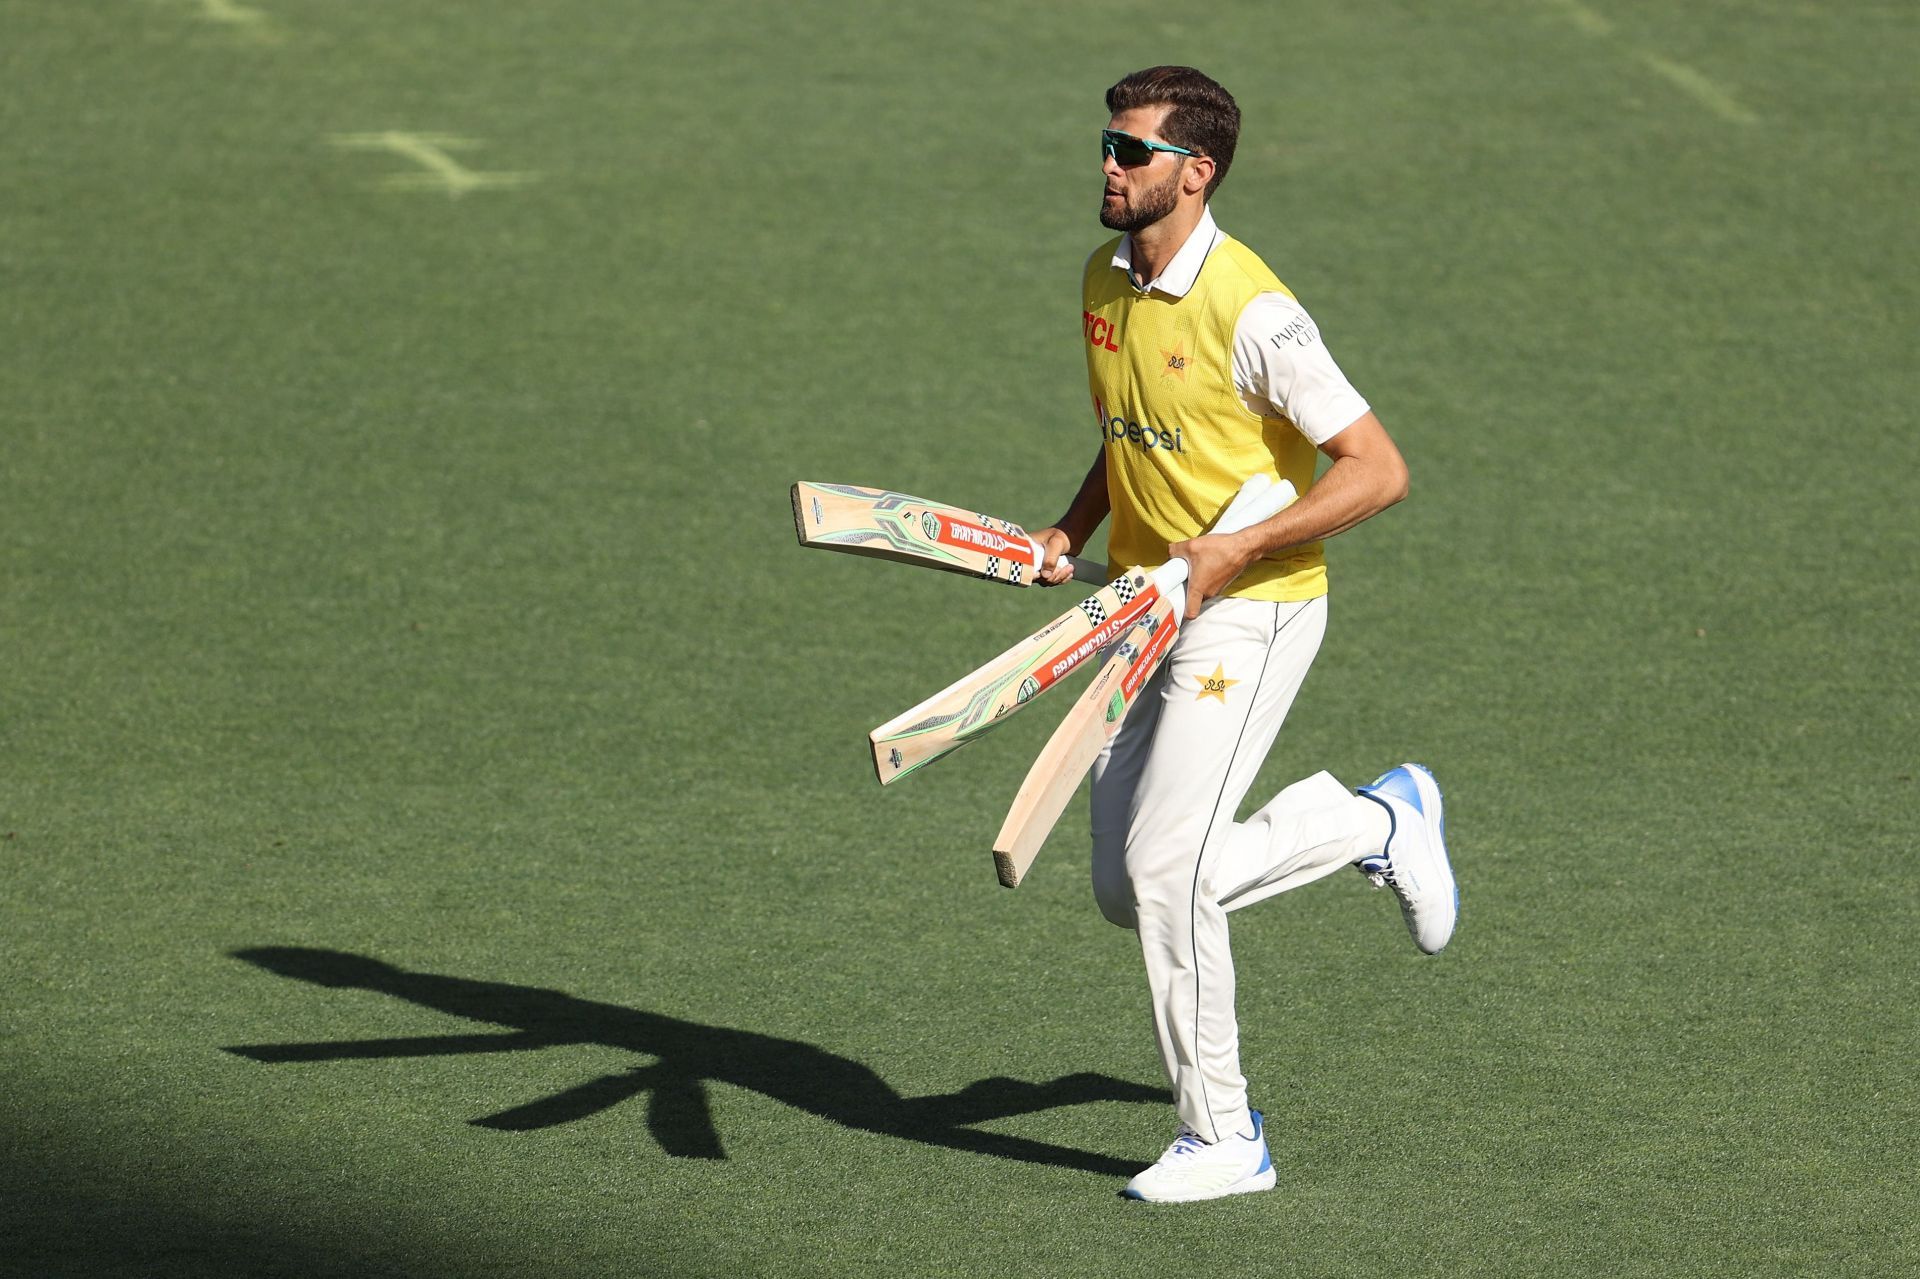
[1099,165,1183,232]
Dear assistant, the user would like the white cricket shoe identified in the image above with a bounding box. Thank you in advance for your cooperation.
[1122,1111,1276,1203]
[1356,763,1457,954]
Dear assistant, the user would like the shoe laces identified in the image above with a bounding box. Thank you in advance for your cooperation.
[1162,1125,1210,1160]
[1358,854,1394,891]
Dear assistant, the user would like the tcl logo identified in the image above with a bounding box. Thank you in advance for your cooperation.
[1082,311,1120,352]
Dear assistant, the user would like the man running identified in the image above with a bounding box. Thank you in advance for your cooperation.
[1032,65,1459,1204]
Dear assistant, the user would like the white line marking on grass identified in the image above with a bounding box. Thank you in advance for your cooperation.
[158,0,286,43]
[1532,0,1757,125]
[1633,51,1760,126]
[1538,0,1613,37]
[327,133,539,197]
[200,0,282,40]
[198,0,266,22]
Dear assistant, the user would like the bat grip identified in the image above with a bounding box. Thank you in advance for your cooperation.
[1151,477,1297,592]
[1033,535,1108,585]
[1213,476,1296,537]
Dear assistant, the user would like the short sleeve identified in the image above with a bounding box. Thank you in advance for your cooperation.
[1232,292,1371,446]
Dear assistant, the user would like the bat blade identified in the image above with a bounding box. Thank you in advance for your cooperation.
[868,566,1164,784]
[866,474,1298,786]
[992,590,1182,887]
[792,481,1105,587]
[988,476,1300,881]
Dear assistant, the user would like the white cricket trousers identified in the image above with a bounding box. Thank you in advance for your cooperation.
[1089,594,1389,1143]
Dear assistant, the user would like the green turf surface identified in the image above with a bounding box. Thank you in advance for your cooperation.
[4,1,1916,1274]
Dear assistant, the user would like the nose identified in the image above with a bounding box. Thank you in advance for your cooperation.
[1101,151,1124,180]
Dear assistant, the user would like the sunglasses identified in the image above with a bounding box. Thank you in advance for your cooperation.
[1101,129,1197,168]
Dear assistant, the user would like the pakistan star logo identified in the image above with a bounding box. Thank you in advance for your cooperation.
[1159,340,1190,383]
[1194,664,1240,703]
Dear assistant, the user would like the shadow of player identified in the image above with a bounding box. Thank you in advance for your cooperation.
[224,947,1164,1177]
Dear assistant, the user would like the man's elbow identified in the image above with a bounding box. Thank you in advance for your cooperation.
[1382,454,1410,508]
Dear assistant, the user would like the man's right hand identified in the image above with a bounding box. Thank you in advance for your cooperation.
[1034,450,1112,586]
[1032,527,1078,586]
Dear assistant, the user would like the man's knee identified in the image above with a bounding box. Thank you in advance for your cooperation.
[1093,837,1193,930]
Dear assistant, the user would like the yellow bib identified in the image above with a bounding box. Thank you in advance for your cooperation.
[1083,233,1327,601]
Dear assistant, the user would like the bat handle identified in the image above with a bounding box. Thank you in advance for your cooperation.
[1033,536,1108,586]
[1149,476,1297,594]
[1143,558,1195,625]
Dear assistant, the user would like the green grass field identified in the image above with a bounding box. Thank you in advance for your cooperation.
[4,1,1916,1275]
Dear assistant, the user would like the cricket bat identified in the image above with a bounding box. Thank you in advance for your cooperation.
[868,474,1295,786]
[991,590,1182,887]
[990,476,1302,886]
[792,481,1107,587]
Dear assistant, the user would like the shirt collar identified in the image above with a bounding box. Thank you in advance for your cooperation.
[1109,206,1221,297]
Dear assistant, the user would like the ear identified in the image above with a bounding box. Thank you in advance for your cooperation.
[1181,154,1215,198]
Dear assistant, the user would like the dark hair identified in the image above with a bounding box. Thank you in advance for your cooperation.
[1106,66,1240,198]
